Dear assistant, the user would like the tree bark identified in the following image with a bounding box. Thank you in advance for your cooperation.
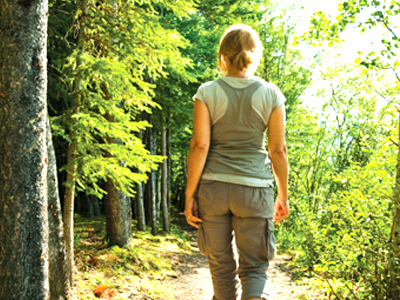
[103,120,132,247]
[102,130,132,247]
[147,114,157,235]
[46,118,72,299]
[166,124,171,214]
[135,116,146,230]
[101,79,133,247]
[391,113,400,297]
[0,0,69,298]
[144,125,151,225]
[63,141,77,285]
[104,177,132,247]
[136,180,146,230]
[181,155,188,211]
[62,0,88,285]
[161,119,170,232]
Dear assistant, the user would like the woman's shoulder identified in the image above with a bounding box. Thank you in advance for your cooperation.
[194,79,220,102]
[197,76,282,94]
[252,76,280,90]
[198,79,220,89]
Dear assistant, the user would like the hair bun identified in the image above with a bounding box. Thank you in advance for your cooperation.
[232,51,253,71]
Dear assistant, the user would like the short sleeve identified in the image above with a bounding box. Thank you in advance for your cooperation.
[254,82,287,127]
[193,84,206,103]
[272,84,286,110]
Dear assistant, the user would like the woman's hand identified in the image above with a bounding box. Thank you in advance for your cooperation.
[274,197,290,225]
[184,196,203,228]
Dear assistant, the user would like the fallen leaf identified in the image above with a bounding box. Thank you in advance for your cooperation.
[94,285,107,297]
[88,254,100,267]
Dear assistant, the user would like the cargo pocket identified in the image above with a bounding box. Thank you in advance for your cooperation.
[261,219,276,261]
[197,223,209,256]
[197,180,215,207]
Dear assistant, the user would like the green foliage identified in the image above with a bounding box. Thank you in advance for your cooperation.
[48,0,195,197]
[256,17,313,114]
[298,0,400,79]
[279,64,400,299]
[294,141,398,299]
[316,151,395,299]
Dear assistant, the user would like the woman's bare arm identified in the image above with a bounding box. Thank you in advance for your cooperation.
[267,103,289,224]
[184,99,211,228]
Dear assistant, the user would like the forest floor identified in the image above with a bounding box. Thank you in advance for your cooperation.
[73,214,327,300]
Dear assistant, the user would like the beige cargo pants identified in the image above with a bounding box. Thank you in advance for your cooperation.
[196,180,276,300]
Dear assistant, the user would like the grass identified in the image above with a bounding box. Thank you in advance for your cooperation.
[73,214,194,300]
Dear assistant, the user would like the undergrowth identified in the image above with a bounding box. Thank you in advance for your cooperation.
[73,214,194,300]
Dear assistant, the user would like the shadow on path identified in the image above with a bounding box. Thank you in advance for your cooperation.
[168,213,213,300]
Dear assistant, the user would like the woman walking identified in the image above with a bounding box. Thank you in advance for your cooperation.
[184,24,289,300]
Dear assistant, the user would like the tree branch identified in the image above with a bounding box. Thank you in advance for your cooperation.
[373,15,398,40]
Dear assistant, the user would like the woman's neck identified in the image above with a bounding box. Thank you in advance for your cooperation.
[226,67,252,78]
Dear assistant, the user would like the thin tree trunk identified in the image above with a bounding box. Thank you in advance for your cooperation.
[148,114,157,235]
[136,180,146,230]
[166,122,172,213]
[63,141,77,286]
[181,155,188,211]
[62,0,88,285]
[46,118,72,299]
[144,124,151,225]
[136,116,146,230]
[391,113,400,297]
[161,118,170,232]
[157,169,161,220]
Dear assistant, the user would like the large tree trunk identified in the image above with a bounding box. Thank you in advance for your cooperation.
[161,118,170,232]
[104,178,132,247]
[103,123,132,247]
[101,80,132,247]
[0,0,70,298]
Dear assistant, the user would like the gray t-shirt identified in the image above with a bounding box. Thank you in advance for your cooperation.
[193,75,286,187]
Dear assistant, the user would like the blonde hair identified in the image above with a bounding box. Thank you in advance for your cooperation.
[218,24,263,74]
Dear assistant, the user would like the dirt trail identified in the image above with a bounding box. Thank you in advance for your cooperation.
[168,218,325,300]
